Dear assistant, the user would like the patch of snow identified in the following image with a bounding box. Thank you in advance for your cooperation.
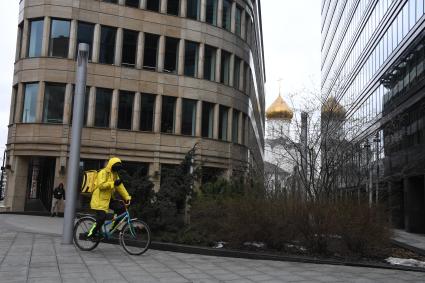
[243,242,265,248]
[285,244,307,252]
[213,241,227,249]
[386,257,425,268]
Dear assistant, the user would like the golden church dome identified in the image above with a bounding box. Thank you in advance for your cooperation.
[266,95,293,120]
[322,96,346,116]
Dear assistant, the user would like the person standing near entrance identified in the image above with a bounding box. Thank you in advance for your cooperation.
[51,183,65,217]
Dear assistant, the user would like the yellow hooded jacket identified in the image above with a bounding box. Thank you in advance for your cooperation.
[90,157,131,212]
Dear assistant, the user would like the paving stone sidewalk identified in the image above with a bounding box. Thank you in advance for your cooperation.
[0,215,424,282]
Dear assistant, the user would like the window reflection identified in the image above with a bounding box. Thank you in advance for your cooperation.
[22,83,39,123]
[49,19,70,58]
[28,19,44,57]
[43,83,65,124]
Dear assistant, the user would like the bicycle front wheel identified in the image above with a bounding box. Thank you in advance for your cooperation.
[120,220,151,255]
[73,216,100,251]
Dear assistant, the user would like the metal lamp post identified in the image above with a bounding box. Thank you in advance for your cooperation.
[373,132,381,205]
[364,140,372,207]
[62,43,89,244]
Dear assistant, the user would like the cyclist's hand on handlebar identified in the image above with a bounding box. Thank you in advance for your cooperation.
[114,179,123,186]
[124,199,131,206]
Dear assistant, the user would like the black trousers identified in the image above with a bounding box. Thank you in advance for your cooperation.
[93,200,125,234]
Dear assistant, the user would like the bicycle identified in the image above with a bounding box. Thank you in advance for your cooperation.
[73,201,151,255]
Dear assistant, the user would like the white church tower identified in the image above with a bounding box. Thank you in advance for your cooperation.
[264,88,294,191]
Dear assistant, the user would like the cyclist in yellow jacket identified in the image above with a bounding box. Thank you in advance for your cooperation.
[88,157,131,239]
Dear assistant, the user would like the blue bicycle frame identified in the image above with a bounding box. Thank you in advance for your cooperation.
[101,210,138,239]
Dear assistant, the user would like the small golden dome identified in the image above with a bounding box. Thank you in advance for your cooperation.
[322,96,346,116]
[266,95,293,120]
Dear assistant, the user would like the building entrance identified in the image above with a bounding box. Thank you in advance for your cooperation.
[25,157,56,212]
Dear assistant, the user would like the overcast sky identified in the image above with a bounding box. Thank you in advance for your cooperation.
[0,1,321,150]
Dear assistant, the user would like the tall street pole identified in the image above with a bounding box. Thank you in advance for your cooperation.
[62,43,89,244]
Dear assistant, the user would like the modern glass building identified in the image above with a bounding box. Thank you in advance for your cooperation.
[322,0,425,232]
[2,0,266,213]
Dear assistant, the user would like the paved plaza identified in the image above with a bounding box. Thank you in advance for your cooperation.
[0,215,424,283]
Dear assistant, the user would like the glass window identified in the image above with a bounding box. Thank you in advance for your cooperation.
[99,26,116,64]
[94,88,112,128]
[118,91,134,130]
[146,0,160,11]
[241,114,245,144]
[204,45,216,81]
[222,0,232,31]
[49,19,70,58]
[417,0,424,20]
[167,0,180,15]
[22,83,39,123]
[206,0,217,25]
[122,29,138,67]
[143,33,159,70]
[16,24,23,59]
[140,93,155,131]
[220,50,231,85]
[409,0,416,29]
[233,56,241,89]
[187,0,199,20]
[103,0,118,3]
[235,5,242,36]
[161,96,176,133]
[181,98,197,136]
[232,109,239,143]
[125,0,140,7]
[28,19,44,57]
[77,22,94,60]
[219,105,228,140]
[164,37,179,73]
[202,102,214,138]
[403,4,408,38]
[43,83,65,124]
[184,41,198,77]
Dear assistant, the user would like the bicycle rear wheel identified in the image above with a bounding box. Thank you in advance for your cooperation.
[120,220,151,255]
[73,216,100,251]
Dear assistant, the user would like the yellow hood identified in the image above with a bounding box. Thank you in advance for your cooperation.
[106,157,122,172]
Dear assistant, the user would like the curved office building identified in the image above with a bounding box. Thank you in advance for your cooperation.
[4,0,266,212]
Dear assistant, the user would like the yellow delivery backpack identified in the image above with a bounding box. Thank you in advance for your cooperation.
[81,170,99,194]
